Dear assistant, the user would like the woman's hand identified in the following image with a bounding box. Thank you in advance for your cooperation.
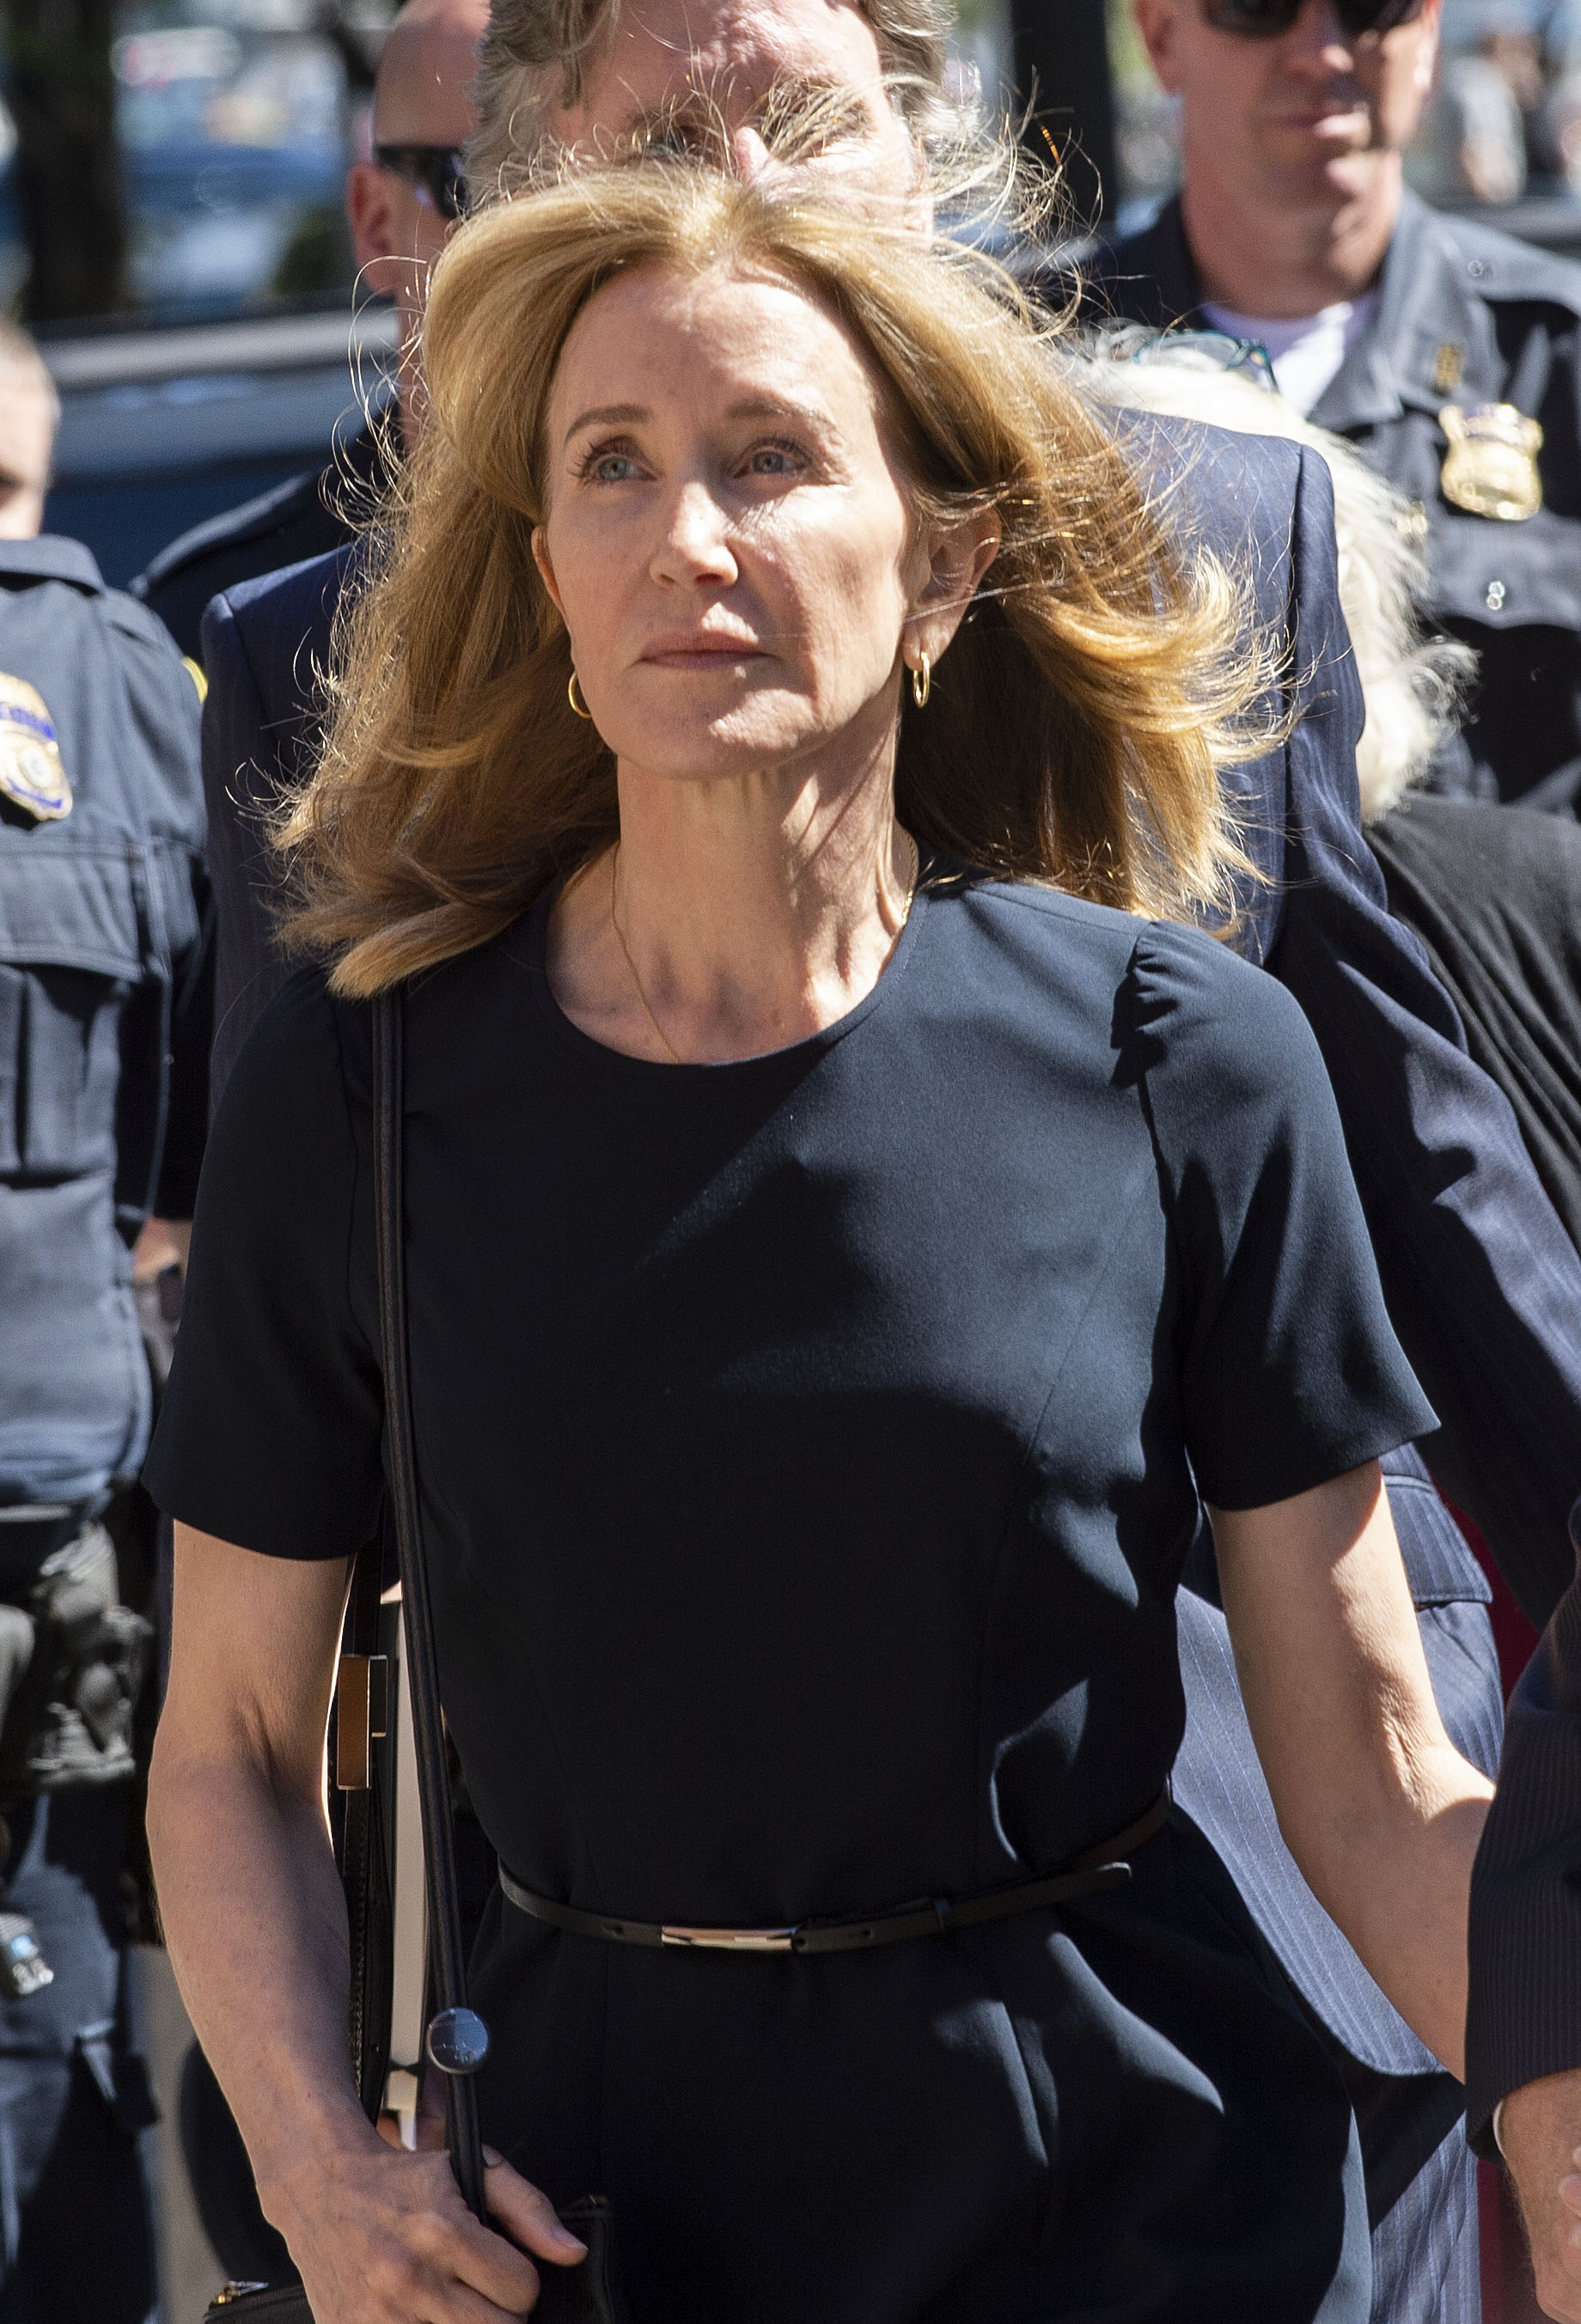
[148,1531,589,2321]
[264,2130,589,2323]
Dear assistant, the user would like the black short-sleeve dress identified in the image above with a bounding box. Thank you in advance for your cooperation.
[146,871,1434,2324]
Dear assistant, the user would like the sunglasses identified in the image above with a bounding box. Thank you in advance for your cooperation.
[374,144,469,220]
[1200,0,1425,38]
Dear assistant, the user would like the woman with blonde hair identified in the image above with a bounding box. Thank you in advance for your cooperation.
[146,163,1492,2324]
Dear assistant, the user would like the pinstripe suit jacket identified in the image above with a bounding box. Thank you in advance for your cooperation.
[1465,1505,1581,2142]
[195,415,1581,2157]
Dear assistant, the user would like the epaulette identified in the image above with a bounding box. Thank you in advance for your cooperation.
[1431,208,1581,319]
[103,588,185,646]
[131,465,323,599]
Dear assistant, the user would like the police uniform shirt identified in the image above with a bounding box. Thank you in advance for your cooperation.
[1087,187,1581,811]
[133,420,388,668]
[0,536,208,1511]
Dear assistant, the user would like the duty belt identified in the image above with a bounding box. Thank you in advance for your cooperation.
[499,1788,1169,1955]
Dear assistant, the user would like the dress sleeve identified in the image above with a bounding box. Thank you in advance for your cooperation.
[142,967,384,1558]
[1129,921,1438,1511]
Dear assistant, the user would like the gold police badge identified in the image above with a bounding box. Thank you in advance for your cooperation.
[1438,402,1544,522]
[0,674,70,820]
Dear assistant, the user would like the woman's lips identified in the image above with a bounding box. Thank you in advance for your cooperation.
[638,636,762,668]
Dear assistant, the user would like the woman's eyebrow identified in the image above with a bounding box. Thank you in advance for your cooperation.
[562,402,649,447]
[562,395,836,448]
[726,395,835,432]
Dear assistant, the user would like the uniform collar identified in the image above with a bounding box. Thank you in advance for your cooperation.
[1309,188,1492,430]
[0,535,105,594]
[1109,196,1206,331]
[1130,186,1496,435]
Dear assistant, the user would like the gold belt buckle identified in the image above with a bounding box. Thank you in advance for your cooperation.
[660,1922,797,1951]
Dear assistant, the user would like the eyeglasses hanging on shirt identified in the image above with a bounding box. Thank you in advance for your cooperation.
[373,145,469,222]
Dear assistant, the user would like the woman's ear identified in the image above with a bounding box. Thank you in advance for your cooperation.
[906,507,1002,674]
[531,527,567,619]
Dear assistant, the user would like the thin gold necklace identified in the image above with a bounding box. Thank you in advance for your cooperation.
[611,843,681,1062]
[609,831,919,1065]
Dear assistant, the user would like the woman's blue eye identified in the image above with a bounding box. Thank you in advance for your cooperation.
[747,447,799,475]
[589,452,638,483]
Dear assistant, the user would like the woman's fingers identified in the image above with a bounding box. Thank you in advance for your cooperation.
[436,2284,540,2324]
[277,2138,550,2323]
[483,2150,589,2266]
[427,2195,542,2314]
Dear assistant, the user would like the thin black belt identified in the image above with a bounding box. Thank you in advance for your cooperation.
[499,1789,1169,1955]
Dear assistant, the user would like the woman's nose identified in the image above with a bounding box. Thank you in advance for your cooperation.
[651,481,739,585]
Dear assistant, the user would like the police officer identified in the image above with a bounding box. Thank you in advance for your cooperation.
[1087,0,1581,809]
[132,0,487,666]
[0,320,208,2315]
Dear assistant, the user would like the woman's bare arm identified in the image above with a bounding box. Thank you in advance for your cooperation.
[148,1523,586,2322]
[1212,1460,1492,2078]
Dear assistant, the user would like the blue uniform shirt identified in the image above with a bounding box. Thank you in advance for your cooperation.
[1087,189,1581,809]
[0,537,207,1509]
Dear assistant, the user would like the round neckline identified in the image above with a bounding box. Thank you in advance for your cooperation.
[527,871,932,1077]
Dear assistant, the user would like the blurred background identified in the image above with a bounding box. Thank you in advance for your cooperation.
[8,0,400,578]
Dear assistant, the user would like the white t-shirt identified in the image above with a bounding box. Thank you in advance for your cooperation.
[1199,293,1379,417]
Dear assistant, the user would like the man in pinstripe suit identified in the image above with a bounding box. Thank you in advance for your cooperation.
[1467,1504,1581,2323]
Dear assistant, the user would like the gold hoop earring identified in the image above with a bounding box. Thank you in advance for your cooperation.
[910,651,931,711]
[568,669,593,720]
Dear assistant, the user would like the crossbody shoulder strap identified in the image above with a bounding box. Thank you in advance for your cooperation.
[371,986,490,2220]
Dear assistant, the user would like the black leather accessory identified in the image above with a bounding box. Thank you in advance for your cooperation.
[204,990,626,2324]
[499,1789,1169,1954]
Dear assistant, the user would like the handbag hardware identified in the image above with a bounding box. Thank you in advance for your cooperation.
[499,1787,1170,1955]
[333,1653,388,1794]
[204,991,626,2324]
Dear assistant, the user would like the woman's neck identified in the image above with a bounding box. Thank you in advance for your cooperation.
[546,732,916,1064]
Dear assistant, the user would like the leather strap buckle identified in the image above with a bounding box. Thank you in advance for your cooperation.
[499,1787,1169,1958]
[659,1924,797,1951]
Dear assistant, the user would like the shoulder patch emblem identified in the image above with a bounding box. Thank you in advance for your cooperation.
[0,673,71,820]
[1439,402,1543,522]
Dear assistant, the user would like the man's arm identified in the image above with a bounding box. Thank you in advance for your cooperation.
[1266,447,1581,2280]
[1468,1540,1581,2317]
[1499,2071,1581,2321]
[1269,445,1581,1629]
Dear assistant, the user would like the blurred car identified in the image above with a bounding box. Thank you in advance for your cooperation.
[40,300,394,588]
[0,0,394,583]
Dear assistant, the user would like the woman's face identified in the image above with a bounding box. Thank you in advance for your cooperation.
[533,260,936,787]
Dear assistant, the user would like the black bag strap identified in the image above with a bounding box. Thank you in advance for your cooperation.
[370,987,490,2222]
[342,1528,392,2122]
